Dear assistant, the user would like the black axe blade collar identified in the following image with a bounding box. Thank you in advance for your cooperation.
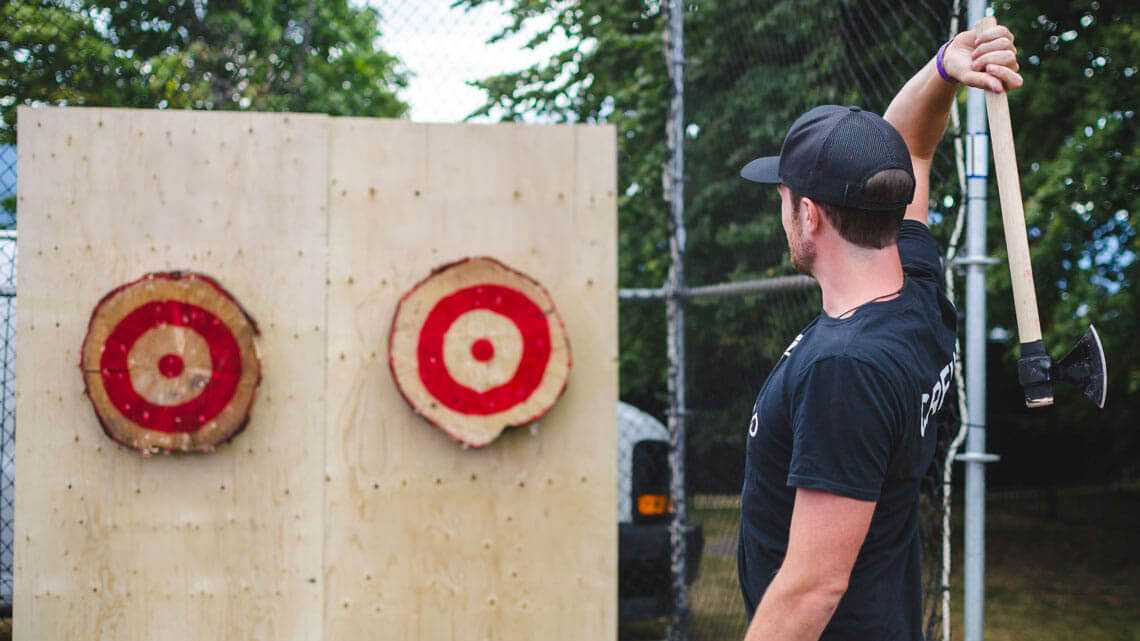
[1017,339,1054,408]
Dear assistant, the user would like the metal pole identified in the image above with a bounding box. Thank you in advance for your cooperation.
[960,2,999,640]
[618,274,817,301]
[663,0,688,638]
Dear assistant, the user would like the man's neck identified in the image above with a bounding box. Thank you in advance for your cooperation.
[812,242,905,318]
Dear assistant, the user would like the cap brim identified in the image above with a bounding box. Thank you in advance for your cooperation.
[740,156,781,183]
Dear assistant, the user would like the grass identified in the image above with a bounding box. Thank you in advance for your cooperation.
[621,488,1140,641]
[950,488,1140,641]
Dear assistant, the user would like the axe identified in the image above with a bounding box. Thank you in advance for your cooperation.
[977,16,1107,409]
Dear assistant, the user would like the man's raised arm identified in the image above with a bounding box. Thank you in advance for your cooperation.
[885,24,1023,226]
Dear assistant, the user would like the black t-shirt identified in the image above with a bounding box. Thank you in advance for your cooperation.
[737,220,957,641]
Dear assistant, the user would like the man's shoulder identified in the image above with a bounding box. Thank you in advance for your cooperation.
[790,348,895,394]
[796,309,942,386]
[792,317,895,368]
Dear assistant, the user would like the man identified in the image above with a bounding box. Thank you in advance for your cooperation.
[736,24,1023,641]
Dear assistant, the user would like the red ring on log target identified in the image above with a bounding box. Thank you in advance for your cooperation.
[100,301,241,433]
[389,258,571,447]
[418,284,550,415]
[81,272,261,454]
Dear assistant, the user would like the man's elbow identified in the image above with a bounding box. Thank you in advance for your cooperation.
[808,575,849,608]
[784,571,849,612]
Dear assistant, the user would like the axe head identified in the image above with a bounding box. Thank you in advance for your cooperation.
[1017,325,1107,409]
[1054,324,1107,408]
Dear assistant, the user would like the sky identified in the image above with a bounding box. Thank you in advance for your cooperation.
[369,0,570,123]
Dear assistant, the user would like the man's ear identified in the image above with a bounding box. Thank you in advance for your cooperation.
[801,197,823,235]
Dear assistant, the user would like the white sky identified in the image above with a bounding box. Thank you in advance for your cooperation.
[369,0,570,123]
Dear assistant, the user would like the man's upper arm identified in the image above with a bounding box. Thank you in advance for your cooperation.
[903,156,932,226]
[781,488,876,592]
[788,357,898,502]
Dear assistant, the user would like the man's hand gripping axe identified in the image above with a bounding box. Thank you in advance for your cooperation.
[978,16,1107,409]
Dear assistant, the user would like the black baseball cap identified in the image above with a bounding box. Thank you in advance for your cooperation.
[740,105,915,212]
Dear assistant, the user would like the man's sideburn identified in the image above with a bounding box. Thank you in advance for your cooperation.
[788,200,816,276]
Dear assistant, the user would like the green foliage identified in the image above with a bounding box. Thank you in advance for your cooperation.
[0,0,409,146]
[460,0,960,489]
[465,0,1140,483]
[458,0,673,414]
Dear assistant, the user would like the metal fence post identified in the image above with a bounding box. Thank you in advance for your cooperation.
[663,0,689,638]
[960,2,999,639]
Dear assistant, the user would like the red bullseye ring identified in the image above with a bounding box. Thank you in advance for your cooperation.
[389,257,571,447]
[100,301,241,433]
[81,272,261,454]
[417,285,550,416]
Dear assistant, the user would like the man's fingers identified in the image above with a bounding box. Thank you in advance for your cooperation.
[986,64,1024,91]
[945,25,1022,92]
[957,70,1005,93]
[953,29,978,48]
[971,36,1015,59]
[971,50,1019,72]
[956,66,1023,93]
[974,24,1015,46]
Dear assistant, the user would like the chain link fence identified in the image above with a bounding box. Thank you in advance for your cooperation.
[2,1,968,638]
[661,2,965,640]
[0,231,13,617]
[372,0,564,123]
[0,131,15,621]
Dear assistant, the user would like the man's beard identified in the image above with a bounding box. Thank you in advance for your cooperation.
[788,232,816,276]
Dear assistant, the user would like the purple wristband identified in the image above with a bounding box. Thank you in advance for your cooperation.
[936,42,958,83]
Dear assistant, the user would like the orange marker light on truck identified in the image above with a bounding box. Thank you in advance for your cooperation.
[637,494,672,516]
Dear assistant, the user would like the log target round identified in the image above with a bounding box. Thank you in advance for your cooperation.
[81,272,261,454]
[389,257,571,447]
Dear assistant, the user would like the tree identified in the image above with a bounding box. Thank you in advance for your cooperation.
[1,0,408,221]
[0,0,408,139]
[459,0,962,490]
[460,0,674,417]
[983,1,1139,482]
[462,0,1140,484]
[679,0,962,490]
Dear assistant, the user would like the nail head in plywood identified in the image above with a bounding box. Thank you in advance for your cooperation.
[389,257,571,447]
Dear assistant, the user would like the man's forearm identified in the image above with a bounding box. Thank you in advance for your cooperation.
[883,56,957,162]
[744,570,846,641]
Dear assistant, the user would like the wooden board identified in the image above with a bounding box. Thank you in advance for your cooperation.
[324,120,618,640]
[15,109,617,641]
[15,107,328,641]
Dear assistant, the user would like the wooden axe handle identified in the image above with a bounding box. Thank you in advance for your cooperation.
[977,16,1043,345]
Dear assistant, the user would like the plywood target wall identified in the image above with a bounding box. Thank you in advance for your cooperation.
[15,107,617,641]
[324,119,617,640]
